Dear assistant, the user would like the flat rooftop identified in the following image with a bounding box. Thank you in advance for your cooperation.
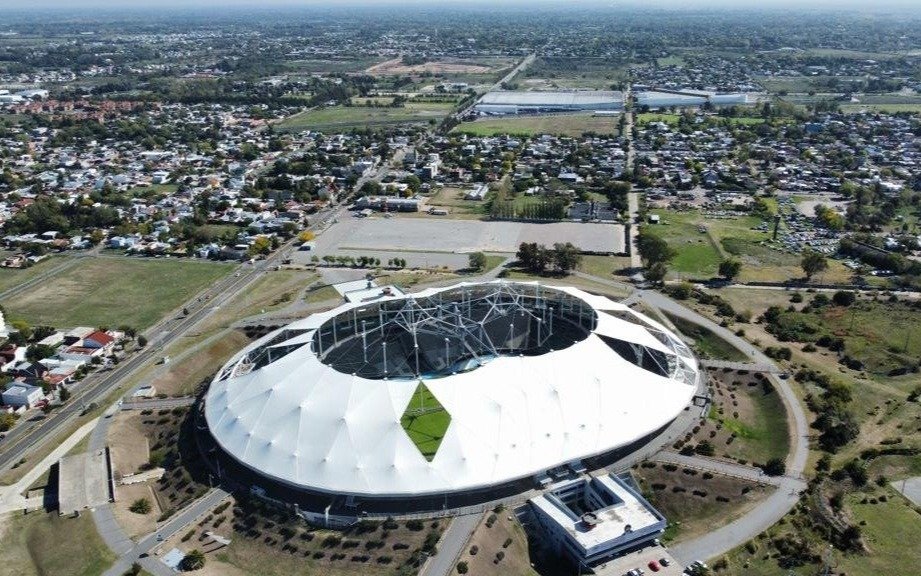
[58,449,111,515]
[531,474,662,551]
[479,90,624,107]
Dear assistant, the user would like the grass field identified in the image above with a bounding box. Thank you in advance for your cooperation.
[664,312,748,361]
[422,186,491,219]
[150,329,252,396]
[124,183,179,198]
[656,56,685,67]
[0,254,69,295]
[3,257,233,330]
[635,465,775,544]
[706,370,791,465]
[276,101,455,132]
[636,113,680,126]
[283,57,384,74]
[645,209,859,283]
[452,113,620,137]
[577,254,633,278]
[400,383,450,460]
[840,103,921,114]
[0,511,116,576]
[724,486,921,576]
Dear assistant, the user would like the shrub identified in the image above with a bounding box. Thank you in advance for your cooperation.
[469,545,479,556]
[406,519,424,531]
[129,498,151,515]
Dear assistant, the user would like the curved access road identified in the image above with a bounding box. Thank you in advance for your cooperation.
[633,288,810,564]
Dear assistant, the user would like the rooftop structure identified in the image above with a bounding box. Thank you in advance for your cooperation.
[475,91,624,115]
[204,281,698,500]
[58,449,112,515]
[529,474,666,566]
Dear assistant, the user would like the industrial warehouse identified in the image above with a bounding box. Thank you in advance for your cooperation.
[203,281,699,519]
[474,90,625,115]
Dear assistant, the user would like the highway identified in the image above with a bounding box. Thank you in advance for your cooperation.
[448,52,537,124]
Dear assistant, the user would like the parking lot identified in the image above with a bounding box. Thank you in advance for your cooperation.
[307,215,626,256]
[594,545,684,576]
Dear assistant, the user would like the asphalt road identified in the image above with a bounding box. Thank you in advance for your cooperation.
[102,488,231,576]
[419,513,482,576]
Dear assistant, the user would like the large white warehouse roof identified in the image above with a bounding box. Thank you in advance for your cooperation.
[205,282,698,497]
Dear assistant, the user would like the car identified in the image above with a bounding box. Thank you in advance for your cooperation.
[660,557,670,567]
[648,560,661,572]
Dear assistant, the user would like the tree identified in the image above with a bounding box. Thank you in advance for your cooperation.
[552,242,582,274]
[645,262,669,285]
[801,249,828,280]
[636,230,676,267]
[137,335,148,348]
[456,561,469,574]
[26,344,56,363]
[763,458,786,476]
[129,498,151,515]
[58,384,71,403]
[0,412,18,432]
[718,259,742,281]
[180,549,205,571]
[297,230,315,243]
[467,252,487,271]
[832,290,856,307]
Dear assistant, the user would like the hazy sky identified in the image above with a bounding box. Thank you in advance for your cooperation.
[0,0,919,9]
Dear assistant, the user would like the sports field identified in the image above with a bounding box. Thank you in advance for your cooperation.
[401,383,450,460]
[3,257,234,330]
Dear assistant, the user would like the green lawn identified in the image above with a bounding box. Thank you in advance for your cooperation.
[3,257,233,330]
[643,208,854,283]
[663,312,748,361]
[276,101,455,132]
[453,113,620,137]
[709,377,791,465]
[401,383,450,461]
[124,183,179,198]
[0,511,116,576]
[636,113,680,126]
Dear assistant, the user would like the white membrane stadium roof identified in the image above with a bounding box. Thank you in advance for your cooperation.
[205,282,698,497]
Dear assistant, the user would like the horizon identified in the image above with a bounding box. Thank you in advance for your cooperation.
[1,0,920,13]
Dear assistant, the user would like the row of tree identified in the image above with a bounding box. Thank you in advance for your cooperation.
[515,242,582,275]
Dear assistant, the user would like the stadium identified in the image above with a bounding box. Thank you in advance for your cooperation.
[204,281,699,512]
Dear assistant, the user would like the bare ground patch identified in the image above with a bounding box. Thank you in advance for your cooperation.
[108,412,150,478]
[634,463,776,544]
[113,482,161,538]
[366,57,496,75]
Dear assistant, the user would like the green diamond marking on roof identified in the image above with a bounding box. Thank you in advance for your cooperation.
[400,382,451,462]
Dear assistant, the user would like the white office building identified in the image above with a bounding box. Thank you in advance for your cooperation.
[530,474,666,567]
